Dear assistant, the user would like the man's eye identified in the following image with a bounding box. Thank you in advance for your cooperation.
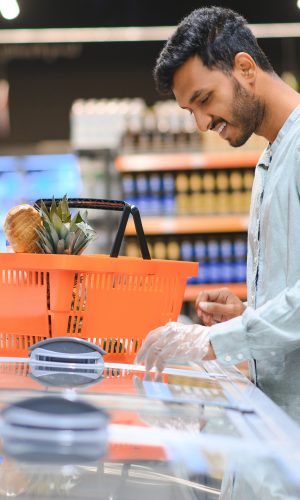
[200,95,209,105]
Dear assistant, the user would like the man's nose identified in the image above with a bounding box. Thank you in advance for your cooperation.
[194,111,211,132]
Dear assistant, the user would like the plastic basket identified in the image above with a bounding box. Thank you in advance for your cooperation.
[0,199,198,362]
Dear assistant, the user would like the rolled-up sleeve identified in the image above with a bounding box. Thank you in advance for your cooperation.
[210,280,300,366]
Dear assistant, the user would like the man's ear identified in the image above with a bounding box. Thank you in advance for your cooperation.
[233,52,257,83]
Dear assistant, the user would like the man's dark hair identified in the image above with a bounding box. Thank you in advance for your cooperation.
[154,6,274,94]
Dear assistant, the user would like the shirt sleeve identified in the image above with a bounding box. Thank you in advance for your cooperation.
[209,280,300,365]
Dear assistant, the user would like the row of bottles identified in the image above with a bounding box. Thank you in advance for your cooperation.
[125,234,247,284]
[70,98,200,152]
[122,100,200,152]
[122,169,254,215]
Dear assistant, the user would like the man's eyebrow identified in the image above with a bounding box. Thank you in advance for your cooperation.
[189,89,203,104]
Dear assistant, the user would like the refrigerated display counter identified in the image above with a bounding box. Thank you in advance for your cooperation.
[0,353,298,499]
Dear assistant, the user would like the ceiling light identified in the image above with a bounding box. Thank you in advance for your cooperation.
[0,24,300,44]
[0,0,20,20]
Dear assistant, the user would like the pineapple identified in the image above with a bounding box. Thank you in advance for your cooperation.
[36,196,95,255]
[4,204,42,253]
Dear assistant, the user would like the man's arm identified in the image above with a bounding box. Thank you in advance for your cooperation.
[209,280,300,366]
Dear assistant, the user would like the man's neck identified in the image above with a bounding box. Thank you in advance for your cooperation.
[256,74,300,143]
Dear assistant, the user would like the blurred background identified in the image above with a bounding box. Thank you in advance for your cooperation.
[0,0,299,145]
[0,0,299,316]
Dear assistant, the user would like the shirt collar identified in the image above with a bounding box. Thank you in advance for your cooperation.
[258,104,300,169]
[271,103,300,156]
[257,144,272,170]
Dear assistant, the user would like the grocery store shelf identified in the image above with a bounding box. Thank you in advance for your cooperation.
[115,151,260,172]
[126,215,249,235]
[184,283,247,302]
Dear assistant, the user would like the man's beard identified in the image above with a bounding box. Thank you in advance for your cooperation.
[229,77,265,147]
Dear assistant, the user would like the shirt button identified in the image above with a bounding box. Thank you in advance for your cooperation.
[225,355,232,362]
[271,351,276,356]
[237,353,243,360]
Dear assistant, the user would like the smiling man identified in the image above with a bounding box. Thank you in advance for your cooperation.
[136,6,300,425]
[172,54,265,147]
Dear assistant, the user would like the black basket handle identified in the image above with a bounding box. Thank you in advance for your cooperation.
[34,198,151,260]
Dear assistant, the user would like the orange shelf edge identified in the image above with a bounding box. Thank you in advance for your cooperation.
[125,215,249,235]
[184,283,247,301]
[115,151,260,172]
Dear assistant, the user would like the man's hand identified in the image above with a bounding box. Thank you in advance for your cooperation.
[195,287,246,326]
[135,322,212,373]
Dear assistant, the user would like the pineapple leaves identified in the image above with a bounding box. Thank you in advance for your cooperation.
[70,212,83,231]
[57,239,66,254]
[38,200,50,219]
[76,221,95,237]
[59,195,72,223]
[36,196,95,255]
[50,197,57,221]
[65,232,76,253]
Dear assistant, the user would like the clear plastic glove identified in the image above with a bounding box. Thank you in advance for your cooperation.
[135,321,211,373]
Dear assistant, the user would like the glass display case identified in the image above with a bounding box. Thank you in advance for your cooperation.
[0,355,298,499]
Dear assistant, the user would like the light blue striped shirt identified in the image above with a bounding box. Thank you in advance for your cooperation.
[210,104,300,423]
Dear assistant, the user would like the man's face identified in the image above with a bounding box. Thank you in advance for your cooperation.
[172,55,264,147]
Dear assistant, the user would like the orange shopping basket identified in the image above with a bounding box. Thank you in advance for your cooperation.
[0,199,198,362]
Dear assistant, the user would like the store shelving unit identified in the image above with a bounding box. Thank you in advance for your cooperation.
[115,150,259,172]
[69,97,262,306]
[116,149,261,303]
[124,214,249,235]
[184,283,247,302]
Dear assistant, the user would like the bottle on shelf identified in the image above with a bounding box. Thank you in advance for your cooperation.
[189,172,202,215]
[161,172,175,215]
[229,170,244,214]
[202,172,216,214]
[153,239,167,260]
[215,171,230,214]
[166,240,181,260]
[148,173,162,215]
[135,173,149,216]
[175,172,190,215]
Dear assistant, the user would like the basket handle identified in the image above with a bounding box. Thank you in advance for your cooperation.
[34,198,151,260]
